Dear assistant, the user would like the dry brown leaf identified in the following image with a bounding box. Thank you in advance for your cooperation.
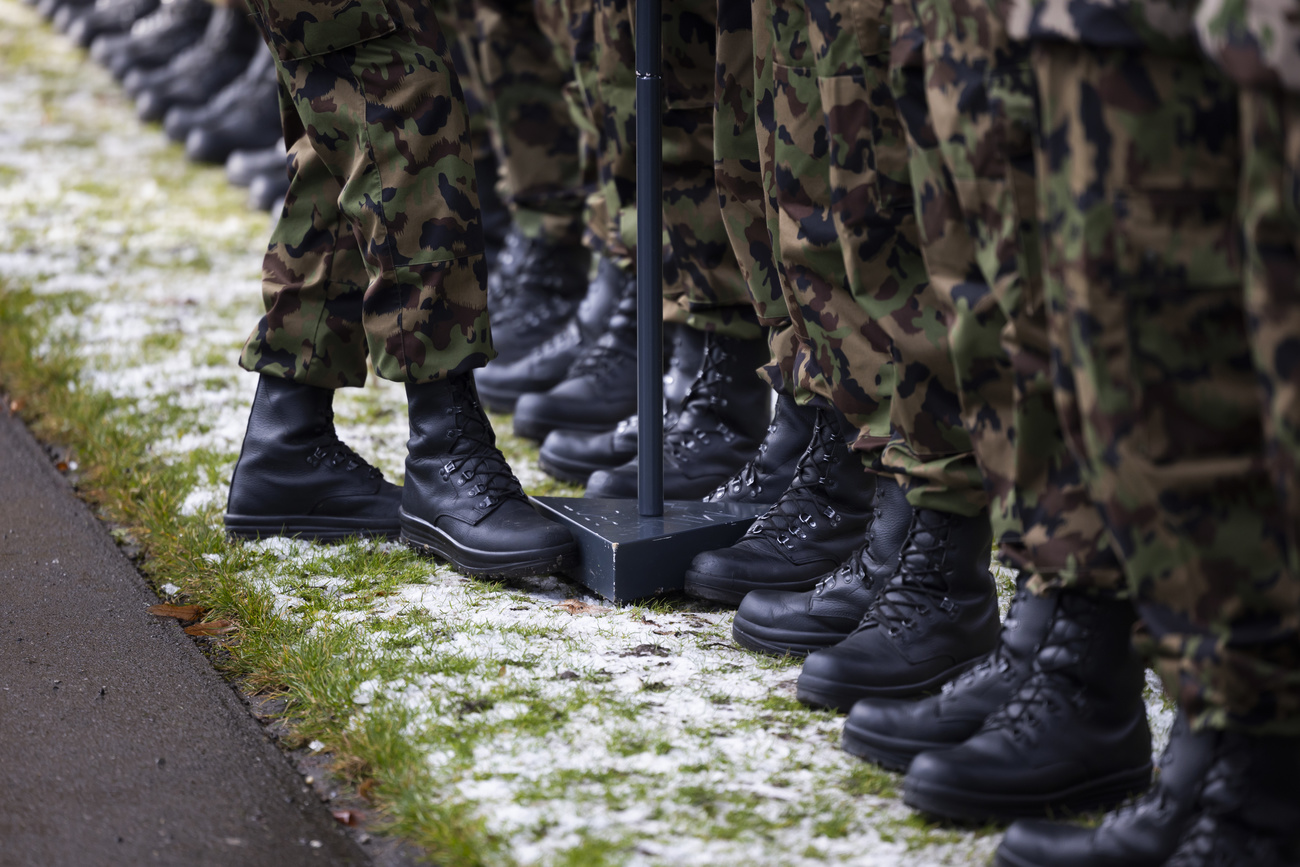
[357,779,376,801]
[54,461,68,473]
[184,619,236,636]
[9,398,25,413]
[555,599,609,616]
[331,809,362,826]
[148,603,206,621]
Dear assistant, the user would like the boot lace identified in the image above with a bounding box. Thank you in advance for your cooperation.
[979,594,1098,740]
[706,415,778,501]
[740,414,842,550]
[303,408,384,479]
[855,513,958,638]
[437,379,526,509]
[939,582,1033,694]
[810,486,888,594]
[663,336,748,461]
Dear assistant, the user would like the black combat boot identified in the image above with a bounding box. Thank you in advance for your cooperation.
[224,375,402,540]
[89,0,210,80]
[841,572,1056,770]
[902,590,1151,821]
[477,256,624,413]
[536,322,706,482]
[681,409,878,606]
[795,508,999,712]
[184,50,281,163]
[995,713,1214,867]
[249,170,290,212]
[482,226,591,367]
[131,5,258,120]
[66,0,157,47]
[48,0,95,29]
[226,144,287,188]
[164,49,277,148]
[704,393,817,505]
[401,375,577,578]
[40,0,90,24]
[512,268,638,441]
[583,331,771,500]
[731,477,911,655]
[1162,732,1300,867]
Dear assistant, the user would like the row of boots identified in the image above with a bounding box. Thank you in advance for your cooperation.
[34,0,290,210]
[472,230,787,503]
[682,405,1296,864]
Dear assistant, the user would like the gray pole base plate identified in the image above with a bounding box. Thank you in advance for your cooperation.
[530,497,767,604]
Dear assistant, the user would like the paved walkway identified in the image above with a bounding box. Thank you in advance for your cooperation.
[0,406,369,867]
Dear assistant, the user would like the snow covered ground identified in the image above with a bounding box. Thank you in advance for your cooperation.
[0,4,1174,864]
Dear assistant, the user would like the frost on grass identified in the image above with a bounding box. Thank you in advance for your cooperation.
[0,4,1171,866]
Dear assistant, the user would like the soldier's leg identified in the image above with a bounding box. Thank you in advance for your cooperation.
[471,0,594,373]
[475,0,628,414]
[569,0,773,501]
[438,0,510,265]
[226,86,405,542]
[237,0,577,575]
[830,0,1149,822]
[703,0,819,506]
[996,35,1300,867]
[683,0,891,609]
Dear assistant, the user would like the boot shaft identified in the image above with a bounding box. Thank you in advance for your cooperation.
[860,476,913,584]
[671,331,770,443]
[405,374,497,458]
[244,374,335,447]
[576,258,628,343]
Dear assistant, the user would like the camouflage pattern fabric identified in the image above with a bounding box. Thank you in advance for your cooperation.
[1007,0,1199,51]
[905,0,1124,588]
[875,0,985,515]
[755,0,903,463]
[712,0,808,400]
[587,0,760,338]
[473,0,588,245]
[241,0,491,385]
[1198,0,1300,91]
[535,0,607,254]
[1032,38,1300,732]
[1199,0,1300,564]
[436,0,495,167]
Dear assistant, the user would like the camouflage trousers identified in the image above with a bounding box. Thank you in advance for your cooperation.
[716,0,976,504]
[462,0,590,245]
[1033,40,1300,733]
[585,0,759,338]
[1200,0,1300,577]
[897,0,1122,584]
[869,0,981,515]
[534,0,607,254]
[240,0,490,386]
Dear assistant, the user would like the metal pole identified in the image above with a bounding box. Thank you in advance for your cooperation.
[635,0,663,517]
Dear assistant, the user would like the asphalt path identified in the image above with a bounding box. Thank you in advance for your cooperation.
[0,406,371,867]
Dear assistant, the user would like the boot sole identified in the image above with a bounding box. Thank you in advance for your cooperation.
[474,386,519,415]
[993,849,1053,867]
[224,513,399,542]
[731,617,846,658]
[796,658,983,714]
[840,718,944,772]
[902,761,1154,823]
[399,509,578,580]
[513,414,617,443]
[683,569,824,607]
[537,452,619,485]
